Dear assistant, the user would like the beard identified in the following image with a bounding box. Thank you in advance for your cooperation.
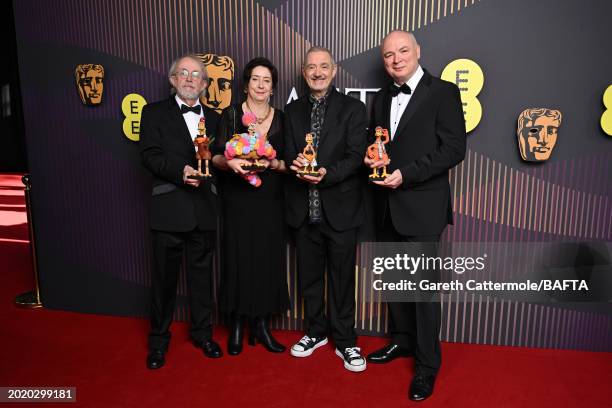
[176,86,202,101]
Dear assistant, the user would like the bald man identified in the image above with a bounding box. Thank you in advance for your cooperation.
[365,31,466,401]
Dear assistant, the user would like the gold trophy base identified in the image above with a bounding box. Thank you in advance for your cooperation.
[15,290,43,308]
[187,172,212,180]
[240,162,267,172]
[298,166,320,177]
[368,175,388,183]
[368,166,389,183]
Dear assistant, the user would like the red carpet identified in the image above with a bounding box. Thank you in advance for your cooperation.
[1,174,611,407]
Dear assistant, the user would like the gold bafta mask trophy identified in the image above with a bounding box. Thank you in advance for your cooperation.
[517,108,562,162]
[188,117,213,179]
[196,53,235,113]
[367,126,390,181]
[297,133,320,177]
[75,64,105,106]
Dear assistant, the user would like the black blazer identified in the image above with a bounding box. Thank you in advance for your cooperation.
[139,97,221,232]
[284,88,367,232]
[370,70,467,236]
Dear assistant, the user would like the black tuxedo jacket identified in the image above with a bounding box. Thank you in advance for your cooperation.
[370,70,467,236]
[139,97,220,232]
[284,88,367,232]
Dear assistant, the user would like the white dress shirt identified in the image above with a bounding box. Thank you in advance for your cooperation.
[175,94,204,139]
[390,65,424,140]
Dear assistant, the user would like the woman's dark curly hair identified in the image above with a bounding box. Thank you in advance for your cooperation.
[242,57,279,90]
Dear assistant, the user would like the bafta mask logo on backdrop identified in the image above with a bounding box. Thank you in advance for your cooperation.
[517,108,562,162]
[75,64,105,105]
[196,53,234,113]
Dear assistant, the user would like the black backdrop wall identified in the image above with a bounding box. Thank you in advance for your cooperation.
[12,0,612,351]
[2,1,27,173]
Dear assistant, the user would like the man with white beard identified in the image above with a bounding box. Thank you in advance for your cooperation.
[140,54,222,369]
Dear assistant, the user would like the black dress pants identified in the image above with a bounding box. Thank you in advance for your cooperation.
[295,217,358,350]
[148,228,215,351]
[378,214,442,375]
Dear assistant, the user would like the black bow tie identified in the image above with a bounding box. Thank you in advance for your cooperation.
[389,83,412,97]
[180,104,202,114]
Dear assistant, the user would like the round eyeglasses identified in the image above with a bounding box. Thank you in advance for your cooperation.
[175,69,206,81]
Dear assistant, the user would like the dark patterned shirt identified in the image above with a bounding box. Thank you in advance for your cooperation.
[307,89,330,224]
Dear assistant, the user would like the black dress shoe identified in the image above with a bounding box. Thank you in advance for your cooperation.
[227,314,244,356]
[367,343,412,363]
[146,350,165,369]
[197,339,223,358]
[409,373,436,401]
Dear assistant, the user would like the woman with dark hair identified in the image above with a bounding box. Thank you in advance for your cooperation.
[212,57,289,355]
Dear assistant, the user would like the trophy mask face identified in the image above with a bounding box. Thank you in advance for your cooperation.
[75,64,104,105]
[197,53,234,113]
[517,108,562,162]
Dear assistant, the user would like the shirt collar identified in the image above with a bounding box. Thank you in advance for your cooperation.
[309,86,333,104]
[175,94,202,110]
[394,65,424,92]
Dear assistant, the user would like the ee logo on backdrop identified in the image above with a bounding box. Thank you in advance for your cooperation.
[441,59,484,133]
[602,85,612,136]
[122,93,147,141]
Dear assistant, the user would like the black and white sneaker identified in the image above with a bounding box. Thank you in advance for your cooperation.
[290,335,328,357]
[335,347,367,372]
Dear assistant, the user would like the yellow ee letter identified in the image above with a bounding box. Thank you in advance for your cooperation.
[441,59,484,133]
[601,85,612,136]
[122,93,147,141]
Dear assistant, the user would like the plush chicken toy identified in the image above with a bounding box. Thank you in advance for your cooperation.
[224,112,276,187]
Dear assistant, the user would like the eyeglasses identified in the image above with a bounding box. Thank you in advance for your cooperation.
[175,69,207,81]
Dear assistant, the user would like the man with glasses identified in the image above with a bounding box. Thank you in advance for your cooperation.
[140,54,222,369]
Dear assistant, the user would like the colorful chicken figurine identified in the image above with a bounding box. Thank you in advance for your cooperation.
[190,117,212,179]
[224,112,276,187]
[366,126,390,181]
[297,133,319,176]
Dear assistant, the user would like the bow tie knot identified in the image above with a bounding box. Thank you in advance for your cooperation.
[389,83,412,97]
[180,104,202,114]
